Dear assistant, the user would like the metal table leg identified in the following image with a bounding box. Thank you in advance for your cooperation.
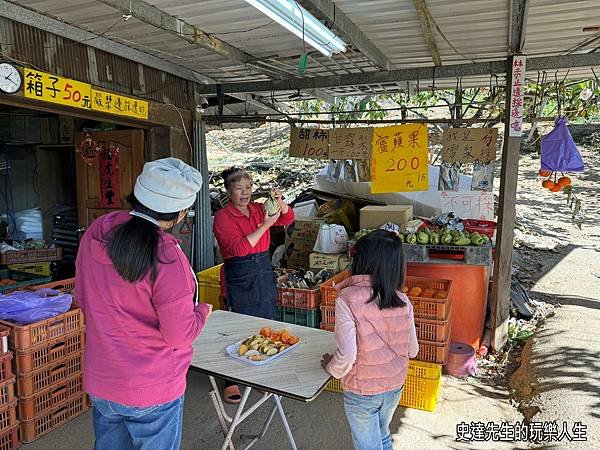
[274,395,298,450]
[207,376,299,450]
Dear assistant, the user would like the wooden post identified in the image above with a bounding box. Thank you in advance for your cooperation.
[491,56,522,350]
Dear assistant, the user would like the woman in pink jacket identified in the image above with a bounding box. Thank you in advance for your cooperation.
[75,158,212,450]
[322,230,419,450]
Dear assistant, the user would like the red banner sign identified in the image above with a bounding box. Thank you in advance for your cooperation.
[99,144,121,208]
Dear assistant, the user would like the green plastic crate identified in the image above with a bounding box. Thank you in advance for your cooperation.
[275,306,320,328]
[0,269,52,294]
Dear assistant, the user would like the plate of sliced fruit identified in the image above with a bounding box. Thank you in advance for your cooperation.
[226,327,301,366]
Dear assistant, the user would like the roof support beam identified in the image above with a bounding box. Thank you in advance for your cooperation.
[0,0,214,83]
[197,52,600,95]
[412,0,442,66]
[99,0,336,103]
[97,0,256,64]
[508,0,529,54]
[298,0,393,70]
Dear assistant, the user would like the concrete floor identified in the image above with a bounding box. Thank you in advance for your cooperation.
[528,246,600,450]
[21,370,522,450]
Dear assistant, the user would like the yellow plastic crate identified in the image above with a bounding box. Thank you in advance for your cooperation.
[7,262,52,276]
[400,361,442,412]
[196,264,223,311]
[324,361,442,412]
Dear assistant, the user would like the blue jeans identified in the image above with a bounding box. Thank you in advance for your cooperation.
[344,388,403,450]
[90,395,185,450]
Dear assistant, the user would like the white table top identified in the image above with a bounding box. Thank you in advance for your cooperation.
[191,310,337,402]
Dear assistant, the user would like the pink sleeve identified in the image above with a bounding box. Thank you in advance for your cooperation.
[326,298,357,379]
[275,206,295,226]
[408,301,419,358]
[213,210,254,257]
[152,243,210,348]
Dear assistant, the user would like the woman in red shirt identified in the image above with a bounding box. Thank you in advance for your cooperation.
[213,167,294,318]
[213,167,294,402]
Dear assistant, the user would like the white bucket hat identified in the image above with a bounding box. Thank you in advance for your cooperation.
[134,158,202,213]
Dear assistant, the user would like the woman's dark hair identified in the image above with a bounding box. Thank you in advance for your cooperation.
[351,229,407,309]
[221,166,251,191]
[106,193,179,283]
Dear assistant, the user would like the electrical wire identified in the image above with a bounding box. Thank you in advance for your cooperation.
[207,21,274,36]
[166,104,193,154]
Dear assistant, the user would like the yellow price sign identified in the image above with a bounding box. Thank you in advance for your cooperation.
[91,89,148,120]
[23,68,148,120]
[24,68,92,110]
[370,124,429,193]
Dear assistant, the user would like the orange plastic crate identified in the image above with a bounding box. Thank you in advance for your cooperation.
[414,309,452,343]
[16,353,82,397]
[14,332,84,374]
[0,379,15,408]
[0,354,13,385]
[20,394,88,443]
[320,323,334,332]
[0,425,19,450]
[416,339,450,365]
[0,306,84,351]
[29,278,75,293]
[404,276,453,321]
[319,270,350,306]
[320,305,336,325]
[18,374,82,420]
[0,248,62,265]
[277,274,321,309]
[0,404,17,436]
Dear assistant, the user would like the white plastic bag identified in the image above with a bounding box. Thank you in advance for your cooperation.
[313,224,348,254]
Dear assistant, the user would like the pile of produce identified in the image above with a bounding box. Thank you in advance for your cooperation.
[404,227,490,246]
[238,327,300,361]
[276,268,336,290]
[539,169,572,193]
[401,285,447,300]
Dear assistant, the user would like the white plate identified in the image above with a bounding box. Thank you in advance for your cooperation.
[226,336,301,366]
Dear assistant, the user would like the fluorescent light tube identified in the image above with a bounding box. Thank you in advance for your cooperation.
[244,0,347,57]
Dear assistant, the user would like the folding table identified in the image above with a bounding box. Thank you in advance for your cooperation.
[191,310,336,450]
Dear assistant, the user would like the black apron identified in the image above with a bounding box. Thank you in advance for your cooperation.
[224,251,276,320]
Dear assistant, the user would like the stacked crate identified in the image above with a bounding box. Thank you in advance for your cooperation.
[405,276,453,365]
[0,281,88,444]
[318,270,349,331]
[319,272,452,412]
[0,326,19,449]
[275,275,321,328]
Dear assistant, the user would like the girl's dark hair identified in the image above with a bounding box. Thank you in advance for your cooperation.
[221,167,251,191]
[106,193,179,283]
[351,229,407,309]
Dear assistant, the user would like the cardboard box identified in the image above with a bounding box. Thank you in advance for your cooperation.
[285,218,324,242]
[309,252,350,272]
[285,237,315,253]
[359,205,413,230]
[285,243,311,269]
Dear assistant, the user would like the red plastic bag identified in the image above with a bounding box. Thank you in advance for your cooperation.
[540,117,584,172]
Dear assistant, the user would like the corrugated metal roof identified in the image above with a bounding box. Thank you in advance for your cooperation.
[7,0,600,99]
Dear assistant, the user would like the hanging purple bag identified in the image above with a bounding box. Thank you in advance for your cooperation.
[540,117,585,172]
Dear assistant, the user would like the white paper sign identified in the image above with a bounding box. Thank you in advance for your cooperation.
[439,191,494,220]
[509,56,526,137]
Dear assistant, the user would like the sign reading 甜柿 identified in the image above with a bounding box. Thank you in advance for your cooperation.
[23,68,148,120]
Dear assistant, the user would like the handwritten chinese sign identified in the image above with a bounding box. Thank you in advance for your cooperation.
[370,124,428,193]
[329,128,372,159]
[509,56,526,137]
[439,191,494,220]
[442,128,498,163]
[91,89,148,119]
[289,127,329,159]
[98,144,121,208]
[23,68,148,120]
